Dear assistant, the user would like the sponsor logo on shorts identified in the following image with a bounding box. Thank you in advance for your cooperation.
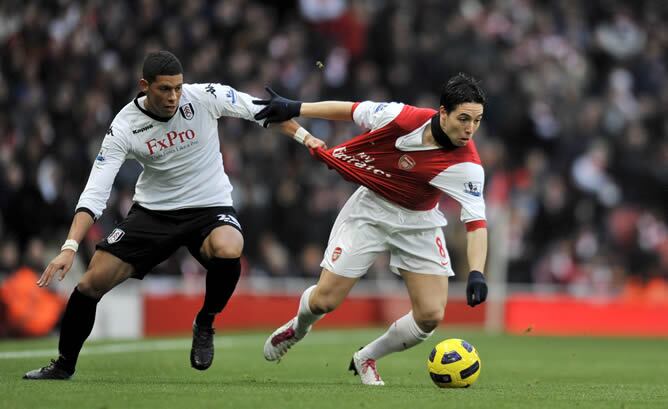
[398,154,415,170]
[463,181,482,197]
[332,247,342,262]
[179,102,195,120]
[107,228,125,244]
[217,214,241,230]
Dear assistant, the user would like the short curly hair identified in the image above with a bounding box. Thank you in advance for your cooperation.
[142,51,183,83]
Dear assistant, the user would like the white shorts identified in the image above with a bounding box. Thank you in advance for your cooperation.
[320,188,455,278]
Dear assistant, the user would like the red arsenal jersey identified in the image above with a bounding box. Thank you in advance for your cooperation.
[312,102,485,221]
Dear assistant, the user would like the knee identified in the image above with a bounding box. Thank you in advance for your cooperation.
[309,288,343,314]
[209,236,243,259]
[76,278,107,300]
[212,245,242,259]
[413,308,445,333]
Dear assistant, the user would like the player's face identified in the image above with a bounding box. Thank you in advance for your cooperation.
[440,103,484,146]
[140,74,184,117]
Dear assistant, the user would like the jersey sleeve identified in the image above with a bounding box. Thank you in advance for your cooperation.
[75,125,129,219]
[430,162,487,228]
[186,83,263,125]
[351,101,404,130]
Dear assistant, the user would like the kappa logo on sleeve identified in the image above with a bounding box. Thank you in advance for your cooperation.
[463,181,482,197]
[205,83,217,98]
[106,228,125,244]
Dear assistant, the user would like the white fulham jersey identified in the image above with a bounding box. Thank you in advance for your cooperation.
[76,83,264,219]
[312,101,486,230]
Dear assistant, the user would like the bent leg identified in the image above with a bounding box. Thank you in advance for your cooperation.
[401,270,448,332]
[293,268,358,334]
[192,225,244,328]
[188,225,243,370]
[264,269,358,361]
[358,270,447,363]
[59,250,134,373]
[309,268,358,314]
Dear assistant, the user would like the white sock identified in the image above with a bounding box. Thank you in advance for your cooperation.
[358,311,434,361]
[293,285,323,337]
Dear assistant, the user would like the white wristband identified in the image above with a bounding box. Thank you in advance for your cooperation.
[61,239,79,253]
[294,127,309,145]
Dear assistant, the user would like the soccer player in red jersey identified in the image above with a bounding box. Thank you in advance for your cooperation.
[254,73,489,385]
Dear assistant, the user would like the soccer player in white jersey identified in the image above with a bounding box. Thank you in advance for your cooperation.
[23,51,324,380]
[254,73,489,386]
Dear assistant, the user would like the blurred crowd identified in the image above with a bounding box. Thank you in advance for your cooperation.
[0,0,666,297]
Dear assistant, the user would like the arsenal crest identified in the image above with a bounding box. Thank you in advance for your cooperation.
[332,247,342,262]
[179,103,194,120]
[398,154,416,170]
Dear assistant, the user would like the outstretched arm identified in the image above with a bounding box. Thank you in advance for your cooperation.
[253,87,354,126]
[273,119,327,149]
[300,101,355,121]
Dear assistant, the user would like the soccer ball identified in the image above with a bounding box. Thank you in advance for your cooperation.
[427,338,481,388]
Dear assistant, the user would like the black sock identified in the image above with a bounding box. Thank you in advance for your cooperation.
[57,287,100,373]
[195,257,241,328]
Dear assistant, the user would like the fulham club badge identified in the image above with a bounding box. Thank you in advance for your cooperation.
[107,228,125,244]
[332,247,342,262]
[179,102,194,120]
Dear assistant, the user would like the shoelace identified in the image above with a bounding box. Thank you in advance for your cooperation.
[41,359,58,373]
[271,327,296,347]
[361,359,381,381]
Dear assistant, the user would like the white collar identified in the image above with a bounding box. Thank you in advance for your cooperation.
[395,119,440,151]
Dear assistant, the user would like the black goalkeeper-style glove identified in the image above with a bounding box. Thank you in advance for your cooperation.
[466,270,488,307]
[253,87,303,128]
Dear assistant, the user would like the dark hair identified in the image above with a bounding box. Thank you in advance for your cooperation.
[439,73,486,112]
[142,51,183,83]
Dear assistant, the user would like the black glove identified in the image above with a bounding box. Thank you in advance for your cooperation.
[253,87,302,128]
[466,270,488,307]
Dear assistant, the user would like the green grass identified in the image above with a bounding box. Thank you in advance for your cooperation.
[1,328,667,409]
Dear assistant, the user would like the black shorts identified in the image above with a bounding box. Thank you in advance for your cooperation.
[96,204,242,278]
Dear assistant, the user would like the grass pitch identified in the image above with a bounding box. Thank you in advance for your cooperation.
[1,328,666,409]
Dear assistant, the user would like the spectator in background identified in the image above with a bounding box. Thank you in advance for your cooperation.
[0,1,666,300]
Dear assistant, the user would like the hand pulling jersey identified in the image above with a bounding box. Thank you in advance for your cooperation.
[76,83,264,219]
[311,101,487,229]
